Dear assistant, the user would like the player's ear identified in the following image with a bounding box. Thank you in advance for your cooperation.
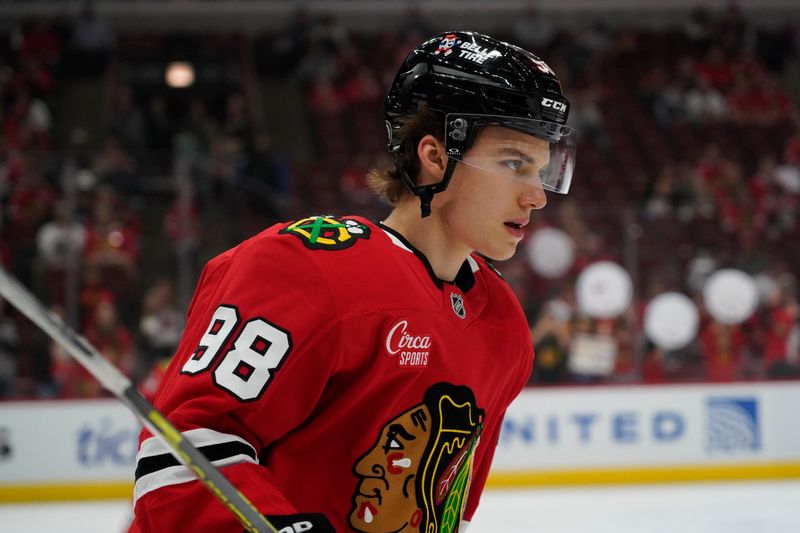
[416,134,446,186]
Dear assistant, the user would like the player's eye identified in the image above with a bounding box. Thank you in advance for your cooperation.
[502,159,524,172]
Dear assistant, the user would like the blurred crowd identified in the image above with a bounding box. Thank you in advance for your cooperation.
[1,3,799,399]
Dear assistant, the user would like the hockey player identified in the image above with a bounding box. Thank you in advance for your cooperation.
[129,31,575,532]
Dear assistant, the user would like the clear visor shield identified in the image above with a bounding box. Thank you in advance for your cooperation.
[445,114,576,194]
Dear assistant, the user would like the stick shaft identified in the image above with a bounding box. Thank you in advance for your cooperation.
[0,266,276,533]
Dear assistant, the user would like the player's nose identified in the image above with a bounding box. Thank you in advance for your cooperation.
[520,183,547,210]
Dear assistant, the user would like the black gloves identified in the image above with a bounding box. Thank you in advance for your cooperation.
[245,513,335,533]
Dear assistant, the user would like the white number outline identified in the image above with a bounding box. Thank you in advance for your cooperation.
[181,305,240,375]
[180,305,292,402]
[213,317,292,402]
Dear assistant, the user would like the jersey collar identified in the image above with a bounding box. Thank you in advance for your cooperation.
[378,222,477,293]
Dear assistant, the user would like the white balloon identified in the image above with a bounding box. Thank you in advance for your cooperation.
[644,292,700,350]
[575,261,633,319]
[526,227,575,279]
[703,269,759,324]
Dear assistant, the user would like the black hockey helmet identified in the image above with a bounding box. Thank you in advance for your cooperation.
[385,31,576,216]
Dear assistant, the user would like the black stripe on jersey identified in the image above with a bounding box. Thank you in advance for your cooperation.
[134,440,257,481]
[378,222,476,293]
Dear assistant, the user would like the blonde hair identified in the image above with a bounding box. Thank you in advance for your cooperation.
[367,104,444,205]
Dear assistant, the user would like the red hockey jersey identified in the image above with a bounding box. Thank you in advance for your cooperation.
[129,215,533,533]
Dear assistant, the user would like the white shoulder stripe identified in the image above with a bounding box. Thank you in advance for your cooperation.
[136,427,255,460]
[379,225,412,252]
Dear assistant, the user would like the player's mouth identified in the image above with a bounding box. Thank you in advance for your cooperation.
[503,219,527,239]
[357,500,378,524]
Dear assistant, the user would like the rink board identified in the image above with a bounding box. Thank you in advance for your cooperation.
[491,381,800,486]
[1,382,800,502]
[0,399,138,502]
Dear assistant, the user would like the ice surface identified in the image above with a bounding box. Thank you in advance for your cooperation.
[1,480,798,533]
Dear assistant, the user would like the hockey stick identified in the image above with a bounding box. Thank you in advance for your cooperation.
[0,265,277,533]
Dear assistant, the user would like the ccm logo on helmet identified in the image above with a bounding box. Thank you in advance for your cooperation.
[541,98,567,112]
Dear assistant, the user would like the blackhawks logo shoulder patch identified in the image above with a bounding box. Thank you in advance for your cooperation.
[279,215,370,250]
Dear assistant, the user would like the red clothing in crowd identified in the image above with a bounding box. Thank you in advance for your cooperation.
[700,322,747,381]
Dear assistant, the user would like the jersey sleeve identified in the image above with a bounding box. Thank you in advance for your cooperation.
[130,234,342,532]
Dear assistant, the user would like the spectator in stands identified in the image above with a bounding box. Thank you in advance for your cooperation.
[567,314,618,384]
[760,281,799,378]
[181,96,217,156]
[697,45,734,91]
[309,13,350,55]
[639,67,686,125]
[699,319,749,382]
[83,185,140,294]
[2,90,53,151]
[69,1,114,76]
[144,94,174,172]
[529,298,572,384]
[92,134,139,196]
[48,303,94,397]
[221,91,251,149]
[685,76,729,123]
[107,86,146,156]
[83,296,134,389]
[568,87,609,148]
[338,151,373,209]
[138,279,184,380]
[52,296,133,398]
[164,180,202,260]
[338,57,380,107]
[713,2,748,56]
[643,164,679,220]
[683,6,713,52]
[245,130,291,202]
[306,78,345,117]
[268,7,312,75]
[293,41,339,85]
[78,265,113,328]
[174,97,217,207]
[6,155,57,284]
[14,56,56,99]
[15,17,62,69]
[61,126,94,177]
[34,199,86,301]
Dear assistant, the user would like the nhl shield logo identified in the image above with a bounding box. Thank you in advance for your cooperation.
[450,292,466,319]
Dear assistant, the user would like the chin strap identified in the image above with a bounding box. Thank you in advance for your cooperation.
[395,157,460,218]
[416,158,460,218]
[418,188,434,218]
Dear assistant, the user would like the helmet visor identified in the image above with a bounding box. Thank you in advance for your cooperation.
[444,114,576,194]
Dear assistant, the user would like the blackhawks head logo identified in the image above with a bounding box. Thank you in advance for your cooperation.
[349,383,484,533]
[279,216,370,250]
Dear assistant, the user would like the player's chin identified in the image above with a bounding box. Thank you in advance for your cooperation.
[478,241,518,262]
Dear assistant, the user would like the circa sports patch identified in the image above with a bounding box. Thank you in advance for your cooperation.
[279,216,371,250]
